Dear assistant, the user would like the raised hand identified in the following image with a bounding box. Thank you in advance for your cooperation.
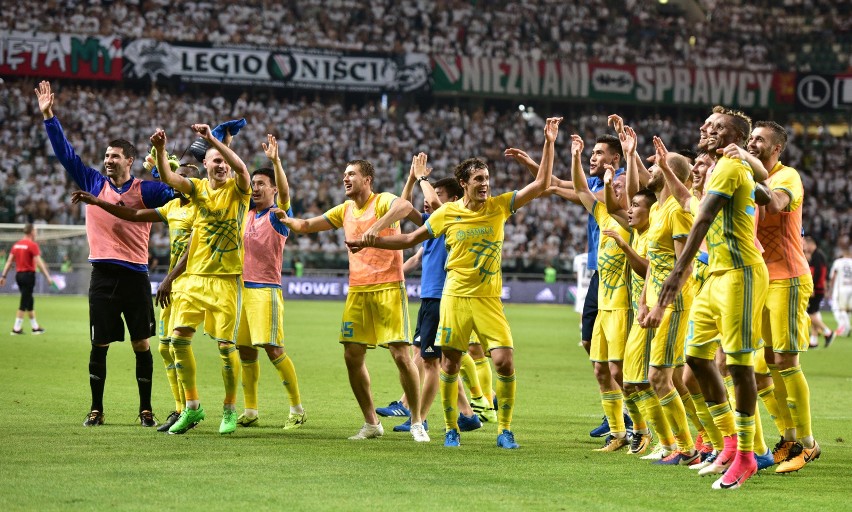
[544,116,563,143]
[620,125,637,156]
[571,134,584,156]
[34,81,55,119]
[192,123,212,140]
[603,164,615,185]
[150,129,167,152]
[601,229,625,249]
[653,136,669,170]
[607,114,625,135]
[71,190,99,205]
[410,152,430,179]
[262,133,279,162]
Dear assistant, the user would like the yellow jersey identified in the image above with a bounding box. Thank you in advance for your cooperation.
[630,228,649,313]
[425,191,516,298]
[592,201,630,311]
[704,156,764,273]
[185,177,250,276]
[155,198,197,273]
[646,195,694,310]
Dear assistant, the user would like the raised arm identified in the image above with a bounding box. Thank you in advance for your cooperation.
[504,147,572,189]
[514,117,562,211]
[603,166,629,230]
[603,229,647,277]
[152,130,192,195]
[653,136,692,210]
[193,123,250,192]
[622,126,649,199]
[274,211,335,234]
[570,134,596,213]
[71,190,163,222]
[347,224,432,252]
[263,134,290,208]
[718,144,768,183]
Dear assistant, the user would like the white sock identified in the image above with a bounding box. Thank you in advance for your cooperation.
[14,318,23,330]
[290,405,304,415]
[30,318,39,329]
[243,408,258,418]
[186,400,200,410]
[823,327,833,336]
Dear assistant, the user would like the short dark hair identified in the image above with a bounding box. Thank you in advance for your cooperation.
[347,159,375,181]
[633,188,657,209]
[251,167,276,185]
[434,177,463,200]
[713,106,752,145]
[754,120,788,150]
[595,134,624,164]
[107,139,137,160]
[454,157,488,183]
[676,149,697,163]
[23,223,34,235]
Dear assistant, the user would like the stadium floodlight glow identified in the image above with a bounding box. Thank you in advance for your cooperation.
[519,104,525,111]
[658,0,669,3]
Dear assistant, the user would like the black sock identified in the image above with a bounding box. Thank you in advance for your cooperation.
[89,345,109,412]
[135,349,154,412]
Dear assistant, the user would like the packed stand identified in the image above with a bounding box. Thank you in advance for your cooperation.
[1,0,849,73]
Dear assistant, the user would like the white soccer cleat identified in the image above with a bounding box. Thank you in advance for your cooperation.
[348,422,384,440]
[410,422,430,442]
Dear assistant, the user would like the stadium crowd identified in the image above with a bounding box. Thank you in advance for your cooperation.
[1,79,849,271]
[1,0,849,72]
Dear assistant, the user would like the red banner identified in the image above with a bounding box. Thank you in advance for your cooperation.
[0,32,121,80]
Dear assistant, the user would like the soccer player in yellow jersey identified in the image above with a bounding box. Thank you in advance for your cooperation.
[648,111,769,489]
[749,121,821,472]
[71,163,200,432]
[636,143,700,465]
[347,116,562,449]
[154,125,252,435]
[570,134,633,451]
[280,159,427,442]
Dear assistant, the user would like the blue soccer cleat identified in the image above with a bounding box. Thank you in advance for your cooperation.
[458,413,482,432]
[590,416,609,438]
[376,401,410,417]
[497,429,519,449]
[444,428,461,447]
[393,418,428,432]
[754,449,775,470]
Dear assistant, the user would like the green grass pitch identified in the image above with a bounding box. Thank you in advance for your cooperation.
[0,296,849,511]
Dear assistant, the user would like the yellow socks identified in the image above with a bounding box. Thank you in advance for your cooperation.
[440,370,459,430]
[708,401,736,437]
[474,357,494,402]
[723,375,736,409]
[272,353,301,407]
[754,407,767,454]
[219,344,240,407]
[159,340,184,412]
[459,353,482,397]
[660,389,694,452]
[680,391,705,439]
[240,358,260,410]
[601,390,625,434]
[735,412,756,453]
[780,366,813,440]
[636,388,675,446]
[171,337,198,402]
[691,392,724,450]
[625,392,647,431]
[495,372,516,432]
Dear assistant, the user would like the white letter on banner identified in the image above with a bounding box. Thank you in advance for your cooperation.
[542,60,559,96]
[5,38,25,69]
[756,73,773,108]
[709,70,737,105]
[654,66,673,102]
[673,67,691,104]
[693,69,709,104]
[560,61,587,98]
[505,57,520,94]
[635,66,654,102]
[461,55,481,92]
[737,72,755,107]
[522,57,539,95]
[490,57,503,94]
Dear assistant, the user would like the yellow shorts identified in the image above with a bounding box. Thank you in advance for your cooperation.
[754,345,769,375]
[589,309,630,363]
[762,275,813,353]
[236,286,285,347]
[693,259,710,296]
[157,274,189,342]
[650,307,688,368]
[340,284,410,347]
[437,295,513,353]
[686,264,768,366]
[623,322,654,384]
[171,274,242,343]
